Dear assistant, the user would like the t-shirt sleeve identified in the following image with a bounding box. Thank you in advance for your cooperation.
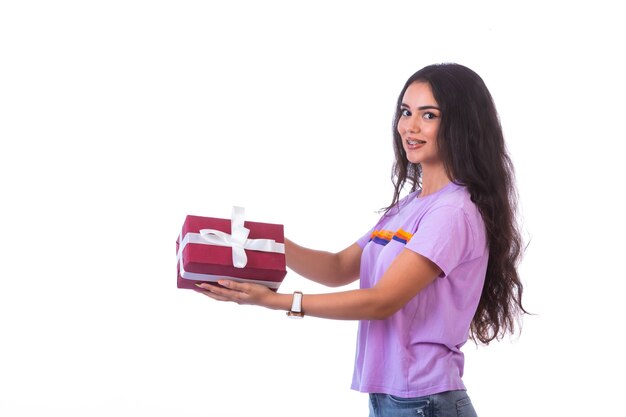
[405,205,474,277]
[356,226,375,249]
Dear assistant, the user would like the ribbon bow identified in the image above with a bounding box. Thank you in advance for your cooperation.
[198,206,284,268]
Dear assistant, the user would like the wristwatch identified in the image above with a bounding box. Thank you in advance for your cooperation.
[286,291,304,318]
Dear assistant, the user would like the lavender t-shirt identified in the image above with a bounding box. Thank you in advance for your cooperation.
[352,182,488,397]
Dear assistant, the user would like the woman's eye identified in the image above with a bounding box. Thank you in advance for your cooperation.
[423,112,438,120]
[401,109,411,117]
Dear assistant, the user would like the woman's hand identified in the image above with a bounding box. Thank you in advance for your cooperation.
[195,280,276,308]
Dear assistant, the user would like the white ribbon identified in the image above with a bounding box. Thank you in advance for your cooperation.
[184,206,285,269]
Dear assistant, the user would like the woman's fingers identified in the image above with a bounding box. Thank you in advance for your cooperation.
[217,280,249,292]
[194,280,272,307]
[196,288,232,302]
[195,283,238,301]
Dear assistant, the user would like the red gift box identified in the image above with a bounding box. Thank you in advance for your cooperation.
[176,207,286,290]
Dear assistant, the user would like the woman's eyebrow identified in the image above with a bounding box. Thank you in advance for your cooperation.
[400,103,441,111]
[418,105,440,111]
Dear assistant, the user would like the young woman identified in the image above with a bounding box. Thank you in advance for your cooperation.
[196,63,526,417]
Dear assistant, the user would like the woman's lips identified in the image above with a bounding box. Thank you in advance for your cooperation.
[407,139,426,145]
[406,138,426,149]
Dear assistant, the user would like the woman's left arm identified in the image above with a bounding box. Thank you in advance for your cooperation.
[196,248,441,320]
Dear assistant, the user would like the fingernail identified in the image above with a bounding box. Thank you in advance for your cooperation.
[218,280,229,288]
[194,283,204,288]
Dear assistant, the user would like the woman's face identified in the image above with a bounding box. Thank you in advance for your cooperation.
[397,81,442,167]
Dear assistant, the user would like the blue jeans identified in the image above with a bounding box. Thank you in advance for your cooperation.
[368,390,477,417]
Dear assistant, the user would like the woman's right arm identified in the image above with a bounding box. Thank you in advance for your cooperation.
[284,239,362,287]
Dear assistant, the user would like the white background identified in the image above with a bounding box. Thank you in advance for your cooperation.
[1,1,624,416]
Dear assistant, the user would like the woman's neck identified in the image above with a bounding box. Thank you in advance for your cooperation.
[419,164,452,198]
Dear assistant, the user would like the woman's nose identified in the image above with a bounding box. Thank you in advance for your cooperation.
[406,117,420,133]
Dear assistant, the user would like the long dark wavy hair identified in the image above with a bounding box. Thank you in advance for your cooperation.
[386,63,527,344]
